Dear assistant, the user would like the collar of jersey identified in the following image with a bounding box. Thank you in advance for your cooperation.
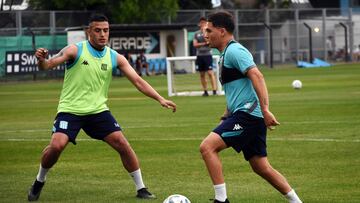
[86,40,107,58]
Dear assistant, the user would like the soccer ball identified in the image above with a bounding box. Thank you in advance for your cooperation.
[292,80,302,89]
[163,194,191,203]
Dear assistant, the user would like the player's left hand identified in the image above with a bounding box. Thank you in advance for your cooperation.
[160,99,177,112]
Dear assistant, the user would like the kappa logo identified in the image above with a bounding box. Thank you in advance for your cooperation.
[233,123,243,131]
[82,60,89,65]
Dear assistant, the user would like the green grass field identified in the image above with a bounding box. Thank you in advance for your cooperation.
[0,63,360,202]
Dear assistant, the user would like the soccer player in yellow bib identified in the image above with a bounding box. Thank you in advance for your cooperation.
[28,14,176,201]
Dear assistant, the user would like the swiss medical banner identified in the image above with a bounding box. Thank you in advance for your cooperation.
[5,50,64,74]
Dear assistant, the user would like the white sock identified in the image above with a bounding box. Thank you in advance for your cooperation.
[285,189,302,203]
[36,164,49,182]
[214,183,227,202]
[129,169,145,191]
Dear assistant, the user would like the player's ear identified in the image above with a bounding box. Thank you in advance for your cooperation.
[85,26,91,37]
[220,28,226,37]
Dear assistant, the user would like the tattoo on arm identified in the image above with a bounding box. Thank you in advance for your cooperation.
[49,45,75,67]
[52,45,69,60]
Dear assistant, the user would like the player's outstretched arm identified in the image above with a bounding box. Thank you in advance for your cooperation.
[117,54,176,112]
[35,45,77,70]
[247,67,280,129]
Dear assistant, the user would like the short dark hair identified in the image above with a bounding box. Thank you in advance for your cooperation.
[199,16,207,22]
[207,11,235,33]
[89,14,108,25]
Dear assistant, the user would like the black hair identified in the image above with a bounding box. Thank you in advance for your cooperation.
[199,16,207,22]
[89,14,108,25]
[207,11,235,33]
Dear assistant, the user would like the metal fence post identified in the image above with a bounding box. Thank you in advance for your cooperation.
[201,10,205,18]
[16,10,22,36]
[264,23,273,68]
[295,9,299,63]
[265,8,270,66]
[348,8,354,61]
[50,11,56,50]
[322,9,327,60]
[339,22,349,62]
[234,10,239,41]
[304,23,313,63]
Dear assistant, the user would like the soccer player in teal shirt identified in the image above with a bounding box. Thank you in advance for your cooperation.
[199,11,302,203]
[28,14,176,201]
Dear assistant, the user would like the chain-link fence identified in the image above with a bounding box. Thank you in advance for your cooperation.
[1,8,359,78]
[176,9,359,64]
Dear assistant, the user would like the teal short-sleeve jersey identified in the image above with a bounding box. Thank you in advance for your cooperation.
[221,41,263,118]
[57,41,118,115]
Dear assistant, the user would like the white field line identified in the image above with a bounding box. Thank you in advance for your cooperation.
[0,123,202,134]
[0,121,359,142]
[1,137,359,143]
[0,120,359,134]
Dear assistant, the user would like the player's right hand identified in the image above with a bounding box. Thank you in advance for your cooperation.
[35,48,48,62]
[263,110,280,130]
[160,99,177,113]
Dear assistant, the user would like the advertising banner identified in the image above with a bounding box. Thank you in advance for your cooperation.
[109,32,160,54]
[5,50,64,74]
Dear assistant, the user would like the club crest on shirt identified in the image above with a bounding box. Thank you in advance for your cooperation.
[101,64,107,71]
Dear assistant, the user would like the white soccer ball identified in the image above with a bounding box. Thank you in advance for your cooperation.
[163,194,191,203]
[292,80,302,89]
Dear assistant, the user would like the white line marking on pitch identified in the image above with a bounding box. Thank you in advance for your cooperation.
[0,137,359,143]
[1,120,358,134]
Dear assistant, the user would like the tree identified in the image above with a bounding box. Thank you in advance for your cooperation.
[178,0,212,9]
[28,0,179,24]
[29,0,107,10]
[110,0,179,23]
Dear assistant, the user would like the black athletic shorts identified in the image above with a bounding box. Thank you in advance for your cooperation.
[213,111,267,161]
[52,111,121,145]
[196,55,213,72]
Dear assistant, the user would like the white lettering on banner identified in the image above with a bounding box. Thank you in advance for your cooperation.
[21,53,37,65]
[128,37,136,49]
[137,37,144,49]
[6,50,65,74]
[109,36,151,50]
[7,54,12,62]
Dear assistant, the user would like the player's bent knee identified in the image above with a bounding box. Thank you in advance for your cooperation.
[48,143,66,153]
[199,141,213,157]
[106,132,133,153]
[114,134,130,146]
[252,164,273,177]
